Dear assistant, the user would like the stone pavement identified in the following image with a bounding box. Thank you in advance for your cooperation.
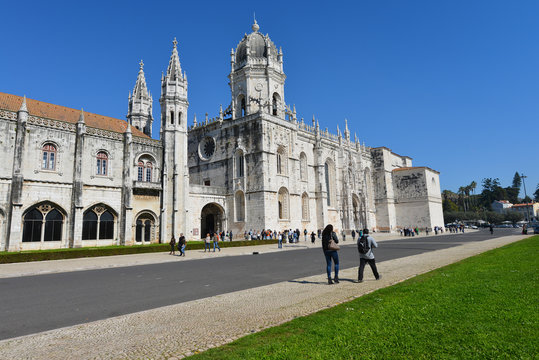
[0,230,522,360]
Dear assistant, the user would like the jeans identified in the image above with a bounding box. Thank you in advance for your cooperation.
[205,242,211,251]
[358,258,379,281]
[213,241,220,251]
[324,250,339,279]
[180,245,185,256]
[278,239,282,248]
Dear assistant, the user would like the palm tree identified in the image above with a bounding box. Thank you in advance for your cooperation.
[470,181,477,209]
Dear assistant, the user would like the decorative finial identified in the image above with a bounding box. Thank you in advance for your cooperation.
[139,59,144,70]
[19,95,28,112]
[252,18,259,32]
[78,108,85,123]
[173,37,178,48]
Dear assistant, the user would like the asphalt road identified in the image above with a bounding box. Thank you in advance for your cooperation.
[0,229,517,340]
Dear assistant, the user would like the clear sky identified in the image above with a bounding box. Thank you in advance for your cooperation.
[1,0,537,196]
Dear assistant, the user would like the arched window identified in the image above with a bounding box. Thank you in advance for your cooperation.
[136,155,157,183]
[146,162,153,182]
[278,187,289,220]
[144,220,152,242]
[276,146,287,175]
[136,219,143,243]
[237,95,246,117]
[325,160,336,207]
[302,192,309,221]
[22,209,43,242]
[99,211,114,239]
[178,112,182,126]
[82,211,97,240]
[137,161,144,181]
[82,206,115,241]
[44,209,63,241]
[22,204,64,242]
[170,111,175,125]
[300,152,307,181]
[235,150,245,178]
[42,143,57,170]
[96,151,108,176]
[235,191,245,222]
[272,93,281,116]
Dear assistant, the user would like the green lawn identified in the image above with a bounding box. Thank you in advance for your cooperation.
[189,236,539,359]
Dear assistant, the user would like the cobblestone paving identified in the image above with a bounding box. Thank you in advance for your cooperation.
[0,233,525,359]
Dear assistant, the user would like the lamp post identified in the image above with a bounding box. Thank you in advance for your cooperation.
[521,173,531,223]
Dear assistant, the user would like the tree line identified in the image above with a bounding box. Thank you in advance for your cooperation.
[442,172,539,224]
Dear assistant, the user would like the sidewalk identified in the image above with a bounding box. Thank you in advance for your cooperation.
[0,232,522,360]
[0,231,453,278]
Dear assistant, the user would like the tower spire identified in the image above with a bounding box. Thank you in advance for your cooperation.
[166,37,183,80]
[127,59,154,136]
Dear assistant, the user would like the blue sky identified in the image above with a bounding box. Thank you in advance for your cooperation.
[1,0,537,195]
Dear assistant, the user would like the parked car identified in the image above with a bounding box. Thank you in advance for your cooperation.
[534,227,539,235]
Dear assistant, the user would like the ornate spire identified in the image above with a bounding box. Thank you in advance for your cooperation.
[78,108,85,123]
[344,118,350,141]
[166,37,182,80]
[193,113,197,126]
[19,95,28,113]
[133,59,150,99]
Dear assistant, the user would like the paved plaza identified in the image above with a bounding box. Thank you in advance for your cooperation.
[0,230,528,359]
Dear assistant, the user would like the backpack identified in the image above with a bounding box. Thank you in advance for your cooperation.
[358,235,370,254]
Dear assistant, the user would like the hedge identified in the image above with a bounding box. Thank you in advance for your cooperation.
[0,239,278,264]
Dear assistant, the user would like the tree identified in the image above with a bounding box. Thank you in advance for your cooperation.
[522,196,532,204]
[506,186,519,204]
[443,199,459,212]
[534,184,539,202]
[512,172,522,190]
[480,178,507,208]
[504,211,523,225]
[486,211,504,225]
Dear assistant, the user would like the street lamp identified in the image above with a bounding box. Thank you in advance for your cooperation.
[521,173,531,223]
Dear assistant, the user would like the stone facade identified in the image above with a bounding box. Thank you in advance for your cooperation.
[0,21,443,251]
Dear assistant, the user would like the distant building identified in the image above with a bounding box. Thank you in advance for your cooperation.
[491,200,513,214]
[510,203,539,222]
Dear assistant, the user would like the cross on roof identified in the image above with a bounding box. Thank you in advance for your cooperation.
[139,59,144,70]
[173,37,178,48]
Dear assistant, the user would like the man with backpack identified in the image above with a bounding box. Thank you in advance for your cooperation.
[357,228,381,283]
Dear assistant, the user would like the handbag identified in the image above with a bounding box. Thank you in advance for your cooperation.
[328,239,340,251]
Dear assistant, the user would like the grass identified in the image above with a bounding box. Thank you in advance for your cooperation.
[0,239,277,263]
[188,236,539,359]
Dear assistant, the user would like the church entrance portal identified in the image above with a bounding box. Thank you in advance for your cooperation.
[200,203,224,238]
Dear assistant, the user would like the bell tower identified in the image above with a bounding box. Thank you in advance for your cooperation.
[159,38,189,242]
[229,20,286,119]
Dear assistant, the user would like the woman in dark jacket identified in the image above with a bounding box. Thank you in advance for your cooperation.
[321,224,340,284]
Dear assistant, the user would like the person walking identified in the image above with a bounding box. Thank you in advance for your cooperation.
[178,233,186,256]
[357,228,380,283]
[213,231,221,252]
[204,233,211,252]
[278,231,283,248]
[351,229,356,241]
[311,231,316,244]
[322,224,340,285]
[169,235,176,255]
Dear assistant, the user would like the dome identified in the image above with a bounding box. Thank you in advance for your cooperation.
[235,22,278,64]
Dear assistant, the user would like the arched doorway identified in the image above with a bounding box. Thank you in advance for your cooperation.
[200,203,225,238]
[135,212,156,243]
